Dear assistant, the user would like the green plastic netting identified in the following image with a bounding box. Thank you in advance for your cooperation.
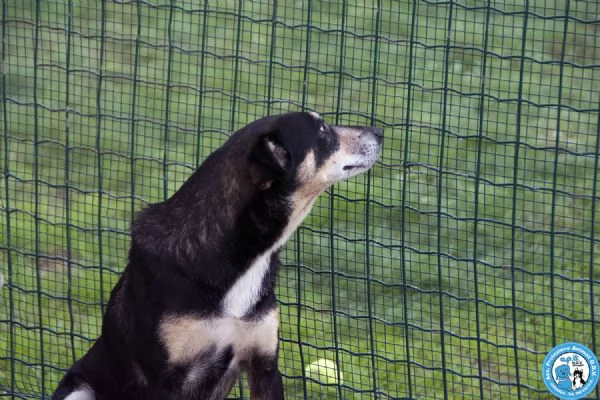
[1,1,599,399]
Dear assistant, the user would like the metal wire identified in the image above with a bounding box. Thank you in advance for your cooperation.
[1,1,599,399]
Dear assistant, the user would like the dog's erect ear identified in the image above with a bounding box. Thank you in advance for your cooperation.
[251,134,290,173]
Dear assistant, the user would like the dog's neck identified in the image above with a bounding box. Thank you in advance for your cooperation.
[132,161,299,270]
[221,192,321,318]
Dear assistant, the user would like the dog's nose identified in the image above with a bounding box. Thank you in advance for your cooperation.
[370,127,383,138]
[367,127,383,143]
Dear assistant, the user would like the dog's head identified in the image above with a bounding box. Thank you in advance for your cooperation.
[235,111,383,244]
[246,111,383,195]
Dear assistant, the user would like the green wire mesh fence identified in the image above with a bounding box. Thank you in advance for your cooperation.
[1,1,599,399]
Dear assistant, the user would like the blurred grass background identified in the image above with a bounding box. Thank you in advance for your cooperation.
[1,0,599,399]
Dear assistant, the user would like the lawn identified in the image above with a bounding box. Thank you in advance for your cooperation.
[1,1,599,399]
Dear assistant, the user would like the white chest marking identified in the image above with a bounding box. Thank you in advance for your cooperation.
[64,386,95,400]
[222,251,272,318]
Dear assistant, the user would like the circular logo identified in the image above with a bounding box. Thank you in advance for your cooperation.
[542,342,599,399]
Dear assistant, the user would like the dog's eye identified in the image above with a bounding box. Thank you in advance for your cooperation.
[319,124,327,133]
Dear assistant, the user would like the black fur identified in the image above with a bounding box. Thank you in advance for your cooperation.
[573,368,587,387]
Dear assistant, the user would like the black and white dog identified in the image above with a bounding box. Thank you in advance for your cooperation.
[53,112,382,399]
[573,368,586,389]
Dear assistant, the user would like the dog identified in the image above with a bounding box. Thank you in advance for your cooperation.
[52,111,383,399]
[573,368,586,389]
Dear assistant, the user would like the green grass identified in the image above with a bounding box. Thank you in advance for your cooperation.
[1,1,599,399]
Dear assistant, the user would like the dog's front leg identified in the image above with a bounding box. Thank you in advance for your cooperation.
[246,353,284,400]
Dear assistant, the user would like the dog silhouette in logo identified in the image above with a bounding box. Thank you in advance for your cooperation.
[555,364,573,390]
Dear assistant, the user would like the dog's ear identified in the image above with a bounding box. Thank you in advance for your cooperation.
[251,133,290,173]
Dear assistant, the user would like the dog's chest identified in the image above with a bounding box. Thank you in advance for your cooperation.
[222,249,275,318]
[159,308,279,366]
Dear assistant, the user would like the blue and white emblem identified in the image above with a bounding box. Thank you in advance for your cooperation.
[542,342,598,399]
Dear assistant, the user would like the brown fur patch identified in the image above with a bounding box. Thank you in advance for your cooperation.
[335,126,363,153]
[159,308,280,365]
[259,180,273,190]
[297,150,316,183]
